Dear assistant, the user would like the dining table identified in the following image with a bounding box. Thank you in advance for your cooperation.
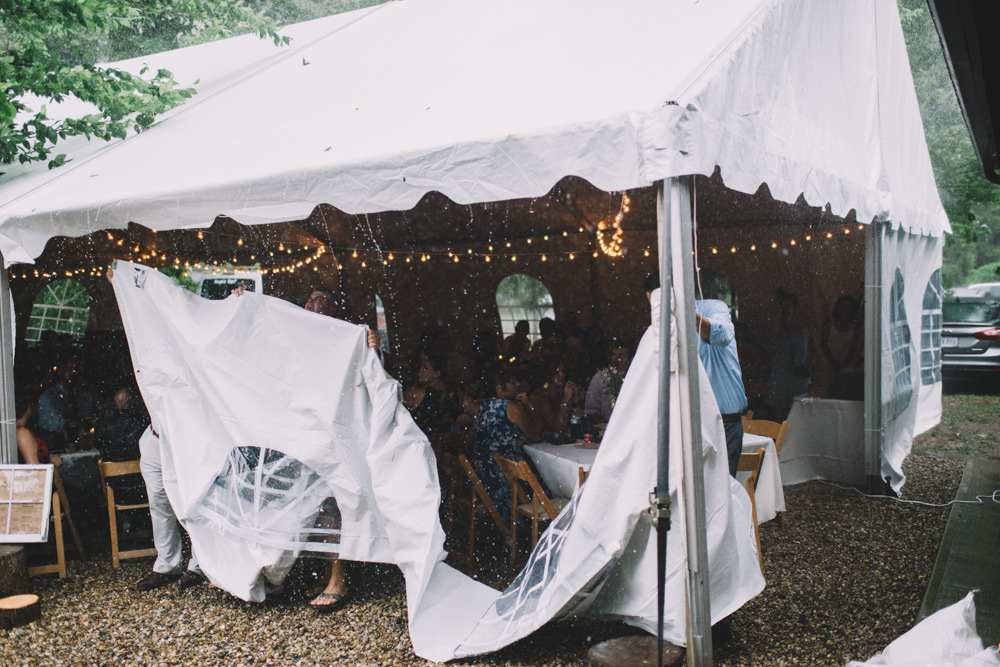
[778,397,865,487]
[737,432,785,524]
[524,431,786,524]
[522,440,598,499]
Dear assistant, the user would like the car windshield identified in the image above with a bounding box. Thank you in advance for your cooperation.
[943,299,1000,324]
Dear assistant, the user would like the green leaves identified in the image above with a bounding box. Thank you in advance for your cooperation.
[898,0,1000,286]
[0,0,289,168]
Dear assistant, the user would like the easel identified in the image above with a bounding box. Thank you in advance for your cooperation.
[26,470,87,578]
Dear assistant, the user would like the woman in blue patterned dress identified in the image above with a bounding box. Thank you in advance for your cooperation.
[472,367,540,516]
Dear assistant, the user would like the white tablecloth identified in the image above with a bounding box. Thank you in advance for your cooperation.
[736,433,785,524]
[523,441,597,498]
[526,433,786,525]
[779,397,865,486]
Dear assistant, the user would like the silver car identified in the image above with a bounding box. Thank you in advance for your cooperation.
[941,295,1000,377]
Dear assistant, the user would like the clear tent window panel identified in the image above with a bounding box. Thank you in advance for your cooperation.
[26,279,91,345]
[495,274,554,342]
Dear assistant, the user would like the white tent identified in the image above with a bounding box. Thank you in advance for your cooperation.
[0,0,947,486]
[0,0,949,658]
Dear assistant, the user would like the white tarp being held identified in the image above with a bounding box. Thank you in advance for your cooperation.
[110,263,763,661]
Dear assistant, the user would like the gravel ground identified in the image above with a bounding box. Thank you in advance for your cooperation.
[1,453,964,667]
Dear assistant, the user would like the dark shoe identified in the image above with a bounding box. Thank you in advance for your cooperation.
[177,570,206,590]
[309,592,350,615]
[136,571,181,591]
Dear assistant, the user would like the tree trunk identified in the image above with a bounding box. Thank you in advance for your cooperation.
[0,545,32,597]
[0,594,41,630]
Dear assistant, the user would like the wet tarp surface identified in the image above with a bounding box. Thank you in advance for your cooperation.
[111,263,764,660]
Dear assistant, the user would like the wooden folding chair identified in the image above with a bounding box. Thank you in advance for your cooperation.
[743,418,789,454]
[493,453,569,571]
[434,451,509,573]
[578,466,589,487]
[737,448,766,574]
[26,470,86,579]
[99,460,157,568]
[743,418,789,527]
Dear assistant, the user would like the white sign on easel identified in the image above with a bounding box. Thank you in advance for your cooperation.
[0,465,54,543]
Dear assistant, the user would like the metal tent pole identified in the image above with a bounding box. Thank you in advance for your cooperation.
[863,222,884,494]
[0,256,17,464]
[653,181,674,667]
[666,177,712,667]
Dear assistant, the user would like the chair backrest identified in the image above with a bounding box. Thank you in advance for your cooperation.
[101,459,143,478]
[454,452,509,539]
[492,453,559,519]
[744,419,789,454]
[737,448,766,492]
[99,459,147,511]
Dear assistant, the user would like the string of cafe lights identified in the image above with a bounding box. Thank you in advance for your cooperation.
[8,222,865,281]
[704,224,865,255]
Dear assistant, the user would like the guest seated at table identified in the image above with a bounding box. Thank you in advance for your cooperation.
[464,329,501,400]
[36,358,95,453]
[15,393,62,467]
[500,320,531,365]
[403,352,473,435]
[529,317,559,359]
[94,385,150,505]
[585,338,632,423]
[472,366,541,515]
[527,359,578,437]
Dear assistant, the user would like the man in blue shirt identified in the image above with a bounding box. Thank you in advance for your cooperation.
[695,299,748,477]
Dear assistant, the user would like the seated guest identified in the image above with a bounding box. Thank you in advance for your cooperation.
[403,353,471,435]
[464,329,501,400]
[472,367,540,515]
[585,338,632,423]
[94,385,150,505]
[15,393,62,467]
[36,359,94,452]
[527,359,578,437]
[529,317,559,359]
[500,320,531,364]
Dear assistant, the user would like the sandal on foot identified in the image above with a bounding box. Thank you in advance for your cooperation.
[310,592,350,615]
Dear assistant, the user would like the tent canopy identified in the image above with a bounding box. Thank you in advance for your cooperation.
[0,0,947,266]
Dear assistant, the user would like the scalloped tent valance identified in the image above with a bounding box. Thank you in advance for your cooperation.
[0,0,947,267]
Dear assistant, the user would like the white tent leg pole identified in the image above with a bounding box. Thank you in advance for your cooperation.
[864,222,884,493]
[0,256,16,464]
[661,177,712,667]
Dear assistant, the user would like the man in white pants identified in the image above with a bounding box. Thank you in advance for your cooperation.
[106,265,204,592]
[135,425,205,591]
